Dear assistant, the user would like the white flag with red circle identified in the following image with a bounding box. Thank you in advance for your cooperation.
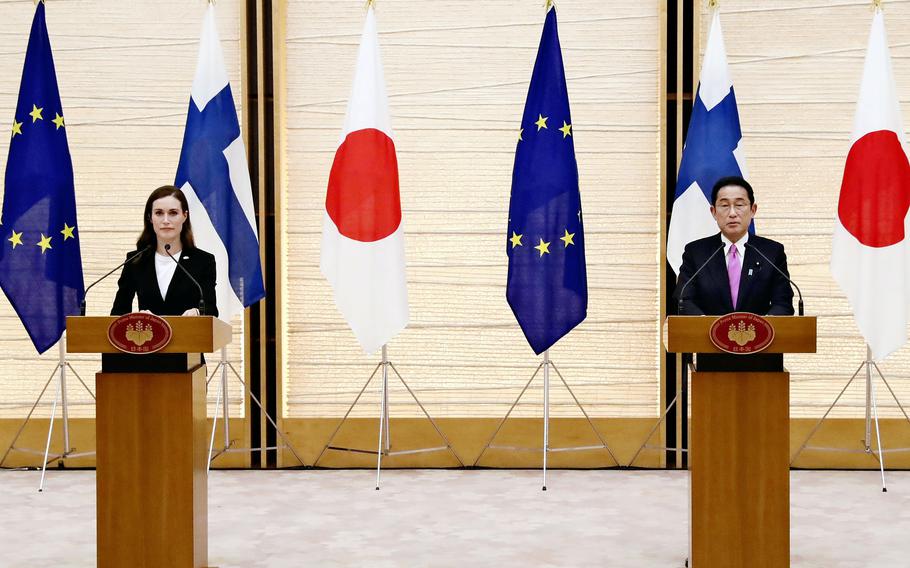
[832,8,910,361]
[320,6,409,354]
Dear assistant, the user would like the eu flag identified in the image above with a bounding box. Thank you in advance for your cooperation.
[506,7,586,355]
[0,3,84,354]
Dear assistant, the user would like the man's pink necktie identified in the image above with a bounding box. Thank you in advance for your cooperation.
[728,243,741,309]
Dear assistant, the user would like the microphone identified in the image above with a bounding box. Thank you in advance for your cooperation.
[676,244,725,315]
[164,243,206,316]
[744,241,804,316]
[80,246,151,316]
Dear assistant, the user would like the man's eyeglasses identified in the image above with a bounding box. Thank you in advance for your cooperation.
[714,201,751,213]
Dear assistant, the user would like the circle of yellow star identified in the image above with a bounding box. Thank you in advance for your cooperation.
[61,223,75,240]
[29,104,44,123]
[11,121,23,138]
[510,231,523,249]
[535,114,549,131]
[560,229,575,247]
[559,121,572,138]
[36,233,52,254]
[534,238,551,257]
[8,230,23,249]
[518,128,523,142]
[52,113,65,130]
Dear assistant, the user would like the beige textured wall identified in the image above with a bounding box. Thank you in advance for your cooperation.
[0,1,247,419]
[282,1,662,418]
[702,1,910,418]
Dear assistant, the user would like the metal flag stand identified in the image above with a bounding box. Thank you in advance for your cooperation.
[473,350,620,490]
[790,345,910,492]
[313,345,465,489]
[0,337,96,491]
[205,346,306,470]
[627,353,689,469]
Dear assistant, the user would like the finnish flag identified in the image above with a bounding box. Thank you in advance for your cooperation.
[176,4,265,319]
[666,10,748,276]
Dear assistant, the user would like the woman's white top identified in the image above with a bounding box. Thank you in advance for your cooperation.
[155,251,179,299]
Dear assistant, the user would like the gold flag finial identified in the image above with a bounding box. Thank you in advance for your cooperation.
[708,0,719,9]
[366,0,375,8]
[873,0,883,9]
[546,0,555,10]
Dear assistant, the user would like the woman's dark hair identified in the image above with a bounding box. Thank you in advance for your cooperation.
[136,185,195,251]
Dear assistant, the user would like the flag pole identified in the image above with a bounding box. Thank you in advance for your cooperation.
[221,347,230,449]
[1,333,96,489]
[59,339,70,456]
[789,344,910,492]
[865,345,887,491]
[317,341,465,481]
[542,349,550,491]
[375,344,389,490]
[473,350,620,477]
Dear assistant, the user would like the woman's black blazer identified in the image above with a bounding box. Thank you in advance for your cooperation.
[111,246,219,317]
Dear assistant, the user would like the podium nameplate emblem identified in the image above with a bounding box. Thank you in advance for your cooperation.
[709,312,775,354]
[108,313,173,354]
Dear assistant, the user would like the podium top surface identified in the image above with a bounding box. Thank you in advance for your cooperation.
[664,315,816,354]
[65,315,232,354]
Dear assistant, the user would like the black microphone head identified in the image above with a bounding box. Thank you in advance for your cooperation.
[165,243,171,251]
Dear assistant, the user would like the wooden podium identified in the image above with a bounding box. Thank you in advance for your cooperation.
[665,315,816,568]
[67,316,231,568]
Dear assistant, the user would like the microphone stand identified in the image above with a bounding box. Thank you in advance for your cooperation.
[744,242,804,316]
[164,243,205,315]
[80,246,150,315]
[676,244,725,315]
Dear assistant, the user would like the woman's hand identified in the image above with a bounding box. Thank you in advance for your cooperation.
[182,308,201,316]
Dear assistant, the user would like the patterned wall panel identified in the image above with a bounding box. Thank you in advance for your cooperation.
[0,1,247,419]
[283,1,662,418]
[700,1,910,418]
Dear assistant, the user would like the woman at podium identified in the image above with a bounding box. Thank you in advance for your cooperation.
[111,185,218,317]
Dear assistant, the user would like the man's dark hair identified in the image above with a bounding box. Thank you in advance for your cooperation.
[711,175,754,205]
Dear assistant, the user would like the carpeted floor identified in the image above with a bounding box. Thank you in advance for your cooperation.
[1,469,908,567]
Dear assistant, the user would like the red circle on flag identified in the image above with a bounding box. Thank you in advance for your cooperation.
[326,128,402,242]
[839,130,910,248]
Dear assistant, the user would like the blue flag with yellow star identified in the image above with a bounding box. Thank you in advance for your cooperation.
[506,6,586,355]
[0,2,83,354]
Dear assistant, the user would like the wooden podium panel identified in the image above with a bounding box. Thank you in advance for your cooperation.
[666,315,816,354]
[690,369,790,567]
[96,366,208,568]
[67,315,229,567]
[67,315,231,354]
[666,316,814,568]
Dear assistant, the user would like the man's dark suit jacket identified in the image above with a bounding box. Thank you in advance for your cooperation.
[111,246,218,317]
[673,233,794,316]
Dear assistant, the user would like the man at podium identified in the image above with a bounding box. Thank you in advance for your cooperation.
[673,176,794,316]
